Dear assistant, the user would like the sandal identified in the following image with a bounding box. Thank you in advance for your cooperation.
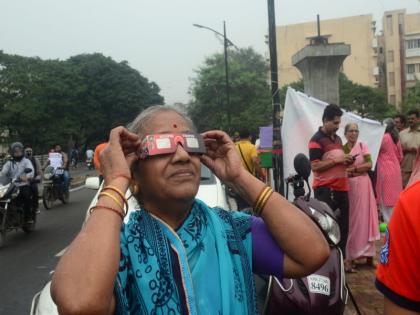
[345,261,357,273]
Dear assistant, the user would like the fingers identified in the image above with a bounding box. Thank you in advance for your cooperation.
[201,130,232,145]
[109,126,141,155]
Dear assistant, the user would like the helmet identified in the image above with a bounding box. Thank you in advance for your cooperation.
[10,142,24,157]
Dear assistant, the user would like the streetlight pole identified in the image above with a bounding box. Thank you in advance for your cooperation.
[193,22,238,129]
[223,21,231,128]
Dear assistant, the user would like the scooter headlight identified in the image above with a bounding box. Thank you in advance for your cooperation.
[309,207,341,245]
[0,185,9,198]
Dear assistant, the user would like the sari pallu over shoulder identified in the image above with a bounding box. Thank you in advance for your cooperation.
[114,199,258,315]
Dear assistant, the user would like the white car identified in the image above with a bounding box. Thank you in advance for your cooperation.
[30,165,233,315]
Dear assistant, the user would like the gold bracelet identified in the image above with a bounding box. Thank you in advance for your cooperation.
[103,185,128,212]
[254,186,270,210]
[254,186,272,216]
[258,188,274,216]
[99,191,124,211]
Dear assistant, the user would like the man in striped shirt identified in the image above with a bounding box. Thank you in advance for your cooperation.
[308,104,354,259]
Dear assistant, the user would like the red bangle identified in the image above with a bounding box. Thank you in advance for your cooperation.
[89,205,124,221]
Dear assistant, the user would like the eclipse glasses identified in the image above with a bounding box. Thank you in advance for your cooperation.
[138,133,206,159]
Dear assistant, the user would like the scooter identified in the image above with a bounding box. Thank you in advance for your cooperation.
[0,168,37,248]
[261,153,348,315]
[86,158,94,170]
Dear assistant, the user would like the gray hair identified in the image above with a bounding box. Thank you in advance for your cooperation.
[127,105,196,138]
[344,122,358,134]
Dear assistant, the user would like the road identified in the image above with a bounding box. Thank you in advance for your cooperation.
[0,186,96,315]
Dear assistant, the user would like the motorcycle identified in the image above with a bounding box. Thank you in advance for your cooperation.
[42,166,69,209]
[260,153,348,315]
[86,158,94,170]
[0,168,37,248]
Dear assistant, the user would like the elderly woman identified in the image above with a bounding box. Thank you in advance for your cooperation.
[343,123,380,272]
[51,106,329,315]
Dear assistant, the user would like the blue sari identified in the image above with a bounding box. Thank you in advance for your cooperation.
[114,199,258,315]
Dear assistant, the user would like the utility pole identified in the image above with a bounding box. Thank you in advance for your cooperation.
[267,0,284,195]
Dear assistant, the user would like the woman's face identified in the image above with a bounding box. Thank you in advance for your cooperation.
[345,124,359,143]
[136,111,201,204]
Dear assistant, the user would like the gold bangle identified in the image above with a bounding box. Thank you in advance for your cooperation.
[254,186,270,210]
[254,186,272,216]
[99,191,124,211]
[258,188,274,216]
[103,185,128,211]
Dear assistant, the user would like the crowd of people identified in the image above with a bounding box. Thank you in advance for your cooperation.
[1,103,417,314]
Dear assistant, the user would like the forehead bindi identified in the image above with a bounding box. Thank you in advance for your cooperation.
[147,111,191,134]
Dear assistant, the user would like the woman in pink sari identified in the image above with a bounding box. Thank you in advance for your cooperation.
[375,118,403,223]
[344,123,380,271]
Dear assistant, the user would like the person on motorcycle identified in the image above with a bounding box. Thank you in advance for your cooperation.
[44,144,70,194]
[86,148,94,169]
[70,148,79,168]
[0,142,34,223]
[25,146,42,214]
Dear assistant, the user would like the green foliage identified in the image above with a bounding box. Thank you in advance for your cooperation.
[188,48,272,135]
[339,74,394,120]
[402,81,420,113]
[279,74,394,120]
[0,51,164,153]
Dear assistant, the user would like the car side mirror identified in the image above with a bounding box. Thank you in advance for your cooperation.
[85,177,100,190]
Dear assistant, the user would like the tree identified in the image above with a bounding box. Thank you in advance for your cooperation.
[188,48,272,135]
[402,81,420,113]
[0,51,164,153]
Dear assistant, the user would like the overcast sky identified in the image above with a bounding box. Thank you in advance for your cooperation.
[1,0,419,104]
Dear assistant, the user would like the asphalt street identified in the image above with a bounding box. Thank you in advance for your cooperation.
[0,186,96,315]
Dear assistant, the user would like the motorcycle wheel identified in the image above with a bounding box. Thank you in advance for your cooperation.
[42,188,55,209]
[0,229,5,248]
[61,190,69,204]
[22,217,36,233]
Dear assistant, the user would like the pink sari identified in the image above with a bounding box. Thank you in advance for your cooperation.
[346,142,380,260]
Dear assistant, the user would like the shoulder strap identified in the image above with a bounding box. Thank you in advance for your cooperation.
[237,144,253,174]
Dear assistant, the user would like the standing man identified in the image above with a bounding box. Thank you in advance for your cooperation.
[25,146,42,214]
[400,109,420,187]
[308,104,354,263]
[233,128,264,210]
[393,114,407,133]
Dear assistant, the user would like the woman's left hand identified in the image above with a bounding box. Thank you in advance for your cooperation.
[200,130,246,184]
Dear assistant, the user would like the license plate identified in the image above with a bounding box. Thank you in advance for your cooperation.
[308,274,330,296]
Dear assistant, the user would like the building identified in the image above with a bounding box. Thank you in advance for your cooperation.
[277,15,379,90]
[381,9,420,108]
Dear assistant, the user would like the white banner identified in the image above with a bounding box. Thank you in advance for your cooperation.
[282,87,385,196]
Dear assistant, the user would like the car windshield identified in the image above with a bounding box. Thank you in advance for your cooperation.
[200,164,215,184]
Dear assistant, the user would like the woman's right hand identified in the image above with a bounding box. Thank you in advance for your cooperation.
[100,126,141,187]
